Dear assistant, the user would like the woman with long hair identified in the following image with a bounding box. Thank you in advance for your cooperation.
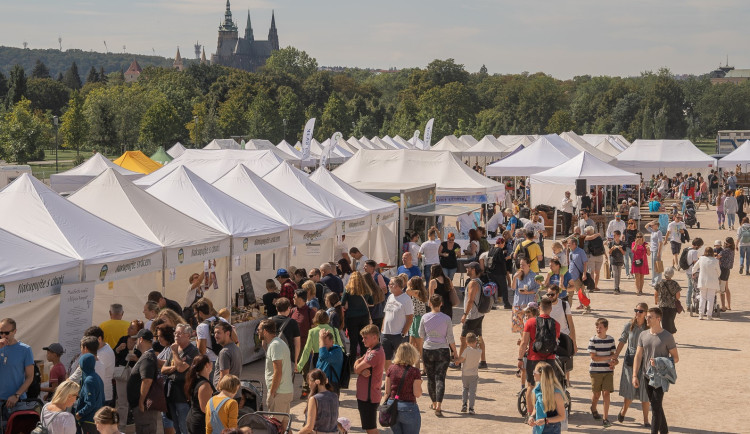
[511,258,538,335]
[297,311,344,374]
[429,264,457,319]
[341,271,373,359]
[613,303,650,426]
[419,294,456,416]
[654,268,681,334]
[383,343,422,432]
[718,237,735,311]
[299,369,339,434]
[336,258,353,285]
[325,292,344,332]
[157,308,187,328]
[363,271,386,331]
[406,276,428,373]
[185,355,216,434]
[716,190,726,229]
[467,228,480,260]
[40,380,79,434]
[631,233,650,295]
[528,362,568,433]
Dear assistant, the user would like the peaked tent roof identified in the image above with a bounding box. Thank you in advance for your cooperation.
[113,151,163,174]
[0,174,160,263]
[263,161,370,220]
[145,166,288,238]
[167,142,187,159]
[559,131,615,162]
[613,140,715,169]
[310,139,346,164]
[245,139,301,162]
[69,169,227,248]
[347,137,371,150]
[594,137,625,157]
[50,152,143,193]
[531,152,640,185]
[310,167,398,214]
[498,135,537,147]
[333,149,504,197]
[459,135,479,147]
[408,136,428,150]
[335,137,361,154]
[203,139,241,150]
[320,139,354,158]
[382,135,404,149]
[392,135,415,149]
[370,137,397,150]
[134,149,283,187]
[485,134,581,176]
[432,135,471,152]
[463,135,508,157]
[360,136,382,149]
[276,140,303,158]
[718,140,750,168]
[213,164,333,232]
[150,146,174,165]
[583,134,629,149]
[0,227,79,283]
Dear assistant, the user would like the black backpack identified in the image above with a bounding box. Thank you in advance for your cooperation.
[486,246,504,272]
[26,362,42,399]
[203,318,223,356]
[515,241,536,269]
[532,316,558,355]
[678,247,691,271]
[589,237,605,256]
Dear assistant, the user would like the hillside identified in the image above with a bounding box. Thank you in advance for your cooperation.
[0,45,192,77]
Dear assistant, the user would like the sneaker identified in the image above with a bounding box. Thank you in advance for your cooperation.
[469,408,475,415]
[461,405,467,413]
[614,288,620,294]
[584,306,592,314]
[740,268,744,275]
[603,419,612,428]
[478,361,488,369]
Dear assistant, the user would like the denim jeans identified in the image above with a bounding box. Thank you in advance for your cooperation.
[423,264,434,283]
[686,272,695,308]
[541,422,562,434]
[651,253,662,286]
[624,246,633,275]
[727,213,736,228]
[442,267,457,281]
[386,400,421,434]
[740,246,750,272]
[169,402,190,434]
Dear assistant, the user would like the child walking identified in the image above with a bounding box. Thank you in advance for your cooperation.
[588,318,617,428]
[456,332,482,415]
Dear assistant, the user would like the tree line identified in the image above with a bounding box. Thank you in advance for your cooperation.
[0,46,748,164]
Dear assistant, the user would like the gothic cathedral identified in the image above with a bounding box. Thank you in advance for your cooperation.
[210,1,279,72]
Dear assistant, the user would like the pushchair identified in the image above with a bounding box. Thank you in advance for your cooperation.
[684,199,699,228]
[0,399,42,434]
[690,285,721,318]
[238,411,292,434]
[238,379,264,415]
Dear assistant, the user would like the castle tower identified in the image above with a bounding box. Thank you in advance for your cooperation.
[173,47,184,71]
[194,41,201,59]
[245,11,254,41]
[214,0,239,60]
[201,47,207,65]
[268,10,279,51]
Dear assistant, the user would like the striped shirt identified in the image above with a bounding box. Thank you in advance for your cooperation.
[588,334,616,373]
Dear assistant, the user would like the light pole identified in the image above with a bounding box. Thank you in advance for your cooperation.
[193,116,199,147]
[351,121,355,136]
[53,116,59,173]
[282,118,287,141]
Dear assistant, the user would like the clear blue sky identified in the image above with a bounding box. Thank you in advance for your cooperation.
[2,0,748,78]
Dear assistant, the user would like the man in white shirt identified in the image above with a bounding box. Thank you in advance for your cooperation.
[193,299,230,373]
[685,238,705,315]
[486,211,505,238]
[664,214,686,268]
[457,212,477,237]
[380,276,414,370]
[68,335,111,403]
[349,247,368,274]
[561,191,575,236]
[85,326,115,405]
[606,213,626,240]
[419,227,442,282]
[544,285,577,376]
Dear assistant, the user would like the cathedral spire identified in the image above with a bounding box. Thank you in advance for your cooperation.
[173,47,184,71]
[245,10,254,41]
[220,0,237,32]
[268,10,279,50]
[200,47,207,65]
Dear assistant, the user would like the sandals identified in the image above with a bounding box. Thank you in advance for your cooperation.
[591,407,602,420]
[617,411,625,423]
[435,409,443,417]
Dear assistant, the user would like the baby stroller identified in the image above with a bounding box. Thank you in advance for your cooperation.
[1,399,42,434]
[683,199,699,228]
[690,285,721,318]
[238,412,292,434]
[238,379,264,415]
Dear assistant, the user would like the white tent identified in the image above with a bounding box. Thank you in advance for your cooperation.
[595,137,626,157]
[583,134,630,149]
[310,167,399,264]
[463,135,508,158]
[245,139,301,163]
[718,140,750,169]
[333,149,504,202]
[50,153,143,194]
[147,166,290,301]
[277,140,303,158]
[203,138,241,150]
[560,131,616,162]
[320,138,355,160]
[498,135,537,148]
[213,164,337,270]
[347,136,371,150]
[613,140,715,176]
[530,152,641,208]
[167,142,187,159]
[311,139,347,164]
[335,137,360,154]
[360,136,383,149]
[459,135,479,147]
[485,134,581,176]
[263,161,371,235]
[134,149,283,187]
[370,136,397,150]
[409,136,428,150]
[382,135,405,149]
[432,135,471,153]
[392,135,415,149]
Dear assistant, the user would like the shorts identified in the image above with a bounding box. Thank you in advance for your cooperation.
[461,316,484,337]
[720,267,730,281]
[587,255,604,273]
[381,333,407,360]
[590,371,614,393]
[357,399,379,430]
[719,279,727,294]
[409,314,423,337]
[670,241,682,255]
[525,358,553,385]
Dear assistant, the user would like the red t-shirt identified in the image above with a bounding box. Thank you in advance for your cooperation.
[524,314,560,361]
[386,364,420,402]
[46,362,67,400]
[356,344,385,403]
[280,280,297,301]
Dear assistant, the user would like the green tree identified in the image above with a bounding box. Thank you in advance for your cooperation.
[188,98,220,146]
[99,67,108,84]
[318,92,349,139]
[0,98,50,163]
[0,71,7,102]
[545,110,575,134]
[425,58,470,86]
[85,66,99,84]
[246,91,281,140]
[31,60,50,79]
[63,62,82,90]
[84,87,118,153]
[5,64,27,108]
[59,91,89,156]
[264,47,318,80]
[26,78,70,115]
[139,98,183,152]
[276,85,303,142]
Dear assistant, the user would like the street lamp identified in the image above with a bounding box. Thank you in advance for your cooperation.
[282,118,287,141]
[351,121,355,135]
[53,116,59,173]
[193,116,199,147]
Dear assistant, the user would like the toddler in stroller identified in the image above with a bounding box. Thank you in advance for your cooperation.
[684,199,699,228]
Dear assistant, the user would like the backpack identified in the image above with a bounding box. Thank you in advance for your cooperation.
[473,278,494,314]
[678,247,691,271]
[687,177,696,189]
[486,246,504,272]
[532,316,558,355]
[203,318,223,356]
[515,241,536,269]
[740,227,750,245]
[589,237,605,257]
[27,363,42,399]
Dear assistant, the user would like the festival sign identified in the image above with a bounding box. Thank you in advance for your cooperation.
[166,238,231,268]
[84,251,162,283]
[0,266,80,308]
[234,230,289,255]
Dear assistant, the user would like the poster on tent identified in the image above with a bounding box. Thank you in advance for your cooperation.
[58,281,95,369]
[341,215,372,235]
[0,267,79,308]
[166,238,231,268]
[293,224,336,245]
[437,194,490,204]
[84,251,162,283]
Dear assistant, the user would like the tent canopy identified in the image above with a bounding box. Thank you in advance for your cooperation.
[595,137,626,156]
[49,152,143,194]
[113,151,163,174]
[583,134,630,149]
[718,140,750,168]
[459,135,478,147]
[134,149,283,187]
[167,142,187,159]
[203,139,241,150]
[485,134,580,176]
[333,149,504,198]
[559,131,615,162]
[0,174,160,263]
[69,169,228,248]
[0,227,79,283]
[310,167,398,215]
[431,135,471,152]
[463,135,508,157]
[150,146,174,165]
[613,140,715,169]
[245,139,301,163]
[392,135,415,149]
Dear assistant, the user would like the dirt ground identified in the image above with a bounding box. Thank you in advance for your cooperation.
[241,208,746,433]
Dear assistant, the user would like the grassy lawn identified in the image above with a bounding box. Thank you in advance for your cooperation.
[29,149,120,179]
[694,139,716,155]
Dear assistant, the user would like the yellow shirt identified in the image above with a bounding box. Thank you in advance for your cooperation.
[514,240,543,273]
[99,319,130,350]
[205,395,238,434]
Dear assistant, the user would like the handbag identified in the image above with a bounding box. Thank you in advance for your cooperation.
[360,295,373,325]
[604,260,611,279]
[655,260,664,274]
[624,350,634,367]
[378,366,410,427]
[634,259,643,267]
[675,299,684,314]
[145,373,168,412]
[449,285,460,307]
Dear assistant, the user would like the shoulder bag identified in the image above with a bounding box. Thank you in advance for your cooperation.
[145,354,168,412]
[378,366,411,427]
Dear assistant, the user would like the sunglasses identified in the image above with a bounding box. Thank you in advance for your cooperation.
[0,330,13,336]
[546,293,557,297]
[634,309,645,313]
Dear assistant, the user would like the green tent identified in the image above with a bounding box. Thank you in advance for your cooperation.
[150,146,173,165]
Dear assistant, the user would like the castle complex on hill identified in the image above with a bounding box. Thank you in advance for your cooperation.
[210,0,279,72]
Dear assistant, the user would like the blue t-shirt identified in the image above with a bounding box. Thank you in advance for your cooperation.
[568,247,587,280]
[507,216,519,231]
[397,265,421,278]
[548,271,572,299]
[513,271,539,306]
[0,342,34,400]
[307,298,320,311]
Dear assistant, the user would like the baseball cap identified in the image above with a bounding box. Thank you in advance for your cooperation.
[714,239,722,246]
[275,268,289,278]
[43,343,65,355]
[525,302,539,311]
[465,261,481,272]
[135,329,154,341]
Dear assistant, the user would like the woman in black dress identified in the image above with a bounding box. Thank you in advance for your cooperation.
[428,264,457,319]
[185,355,216,434]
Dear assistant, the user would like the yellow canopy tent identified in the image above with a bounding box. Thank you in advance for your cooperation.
[113,151,162,174]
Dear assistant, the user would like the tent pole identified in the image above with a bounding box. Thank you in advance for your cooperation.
[553,208,558,241]
[161,248,166,291]
[228,242,233,310]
